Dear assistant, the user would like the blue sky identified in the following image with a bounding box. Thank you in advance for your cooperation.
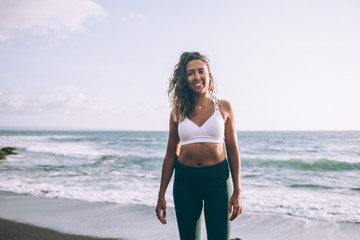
[1,0,359,131]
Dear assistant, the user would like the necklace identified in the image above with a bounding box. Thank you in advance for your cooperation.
[196,98,210,110]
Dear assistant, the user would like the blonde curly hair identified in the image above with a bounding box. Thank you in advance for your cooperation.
[168,52,216,122]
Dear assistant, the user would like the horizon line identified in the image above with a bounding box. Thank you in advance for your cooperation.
[0,126,359,132]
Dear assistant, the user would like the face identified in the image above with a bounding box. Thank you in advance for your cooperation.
[185,60,211,95]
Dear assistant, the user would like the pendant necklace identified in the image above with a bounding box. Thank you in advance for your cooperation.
[196,98,210,110]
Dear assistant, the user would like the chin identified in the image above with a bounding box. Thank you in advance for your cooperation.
[192,89,207,95]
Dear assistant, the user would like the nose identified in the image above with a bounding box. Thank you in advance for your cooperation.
[194,72,201,80]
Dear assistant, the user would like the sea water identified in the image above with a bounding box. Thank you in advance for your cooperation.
[0,130,359,223]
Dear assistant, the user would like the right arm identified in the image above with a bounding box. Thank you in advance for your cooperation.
[155,112,181,224]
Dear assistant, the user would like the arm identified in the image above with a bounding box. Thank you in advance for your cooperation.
[155,112,181,224]
[222,100,242,221]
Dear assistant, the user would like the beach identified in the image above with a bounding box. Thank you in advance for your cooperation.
[1,191,360,240]
[2,0,360,238]
[0,218,117,240]
[1,130,360,239]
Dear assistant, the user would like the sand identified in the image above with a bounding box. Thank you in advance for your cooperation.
[0,218,119,240]
[0,191,359,240]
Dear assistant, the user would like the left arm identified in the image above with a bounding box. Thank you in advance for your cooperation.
[221,100,242,221]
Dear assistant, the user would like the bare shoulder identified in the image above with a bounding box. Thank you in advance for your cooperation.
[216,98,233,114]
[170,108,179,122]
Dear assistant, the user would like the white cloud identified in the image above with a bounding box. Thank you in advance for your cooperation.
[6,94,24,110]
[121,12,144,23]
[0,0,107,41]
[0,86,109,115]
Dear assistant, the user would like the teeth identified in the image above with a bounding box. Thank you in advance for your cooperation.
[195,83,202,86]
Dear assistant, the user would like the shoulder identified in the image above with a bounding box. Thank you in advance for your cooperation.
[169,110,178,125]
[216,98,233,114]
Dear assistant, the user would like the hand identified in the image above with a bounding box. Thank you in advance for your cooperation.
[228,192,242,221]
[155,196,167,224]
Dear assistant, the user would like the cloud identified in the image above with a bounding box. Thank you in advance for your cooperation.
[0,0,107,41]
[0,86,110,115]
[121,12,144,23]
[4,94,24,110]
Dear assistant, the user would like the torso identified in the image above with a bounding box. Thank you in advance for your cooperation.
[178,143,226,167]
[177,98,227,168]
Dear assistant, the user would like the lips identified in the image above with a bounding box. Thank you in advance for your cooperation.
[194,82,203,87]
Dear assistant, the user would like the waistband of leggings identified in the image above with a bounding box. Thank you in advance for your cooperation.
[175,157,228,171]
[174,157,229,182]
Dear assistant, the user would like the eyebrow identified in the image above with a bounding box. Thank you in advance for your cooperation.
[186,67,205,72]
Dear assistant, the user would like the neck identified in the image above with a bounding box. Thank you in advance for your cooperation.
[192,93,211,105]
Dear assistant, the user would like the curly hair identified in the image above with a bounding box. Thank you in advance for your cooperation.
[168,52,216,122]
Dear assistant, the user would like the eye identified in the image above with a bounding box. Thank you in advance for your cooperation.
[187,72,193,76]
[199,70,204,74]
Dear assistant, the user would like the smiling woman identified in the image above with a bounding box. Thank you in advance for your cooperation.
[168,52,216,123]
[156,52,242,240]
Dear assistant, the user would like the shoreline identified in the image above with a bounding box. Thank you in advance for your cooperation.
[0,191,179,240]
[0,218,119,240]
[1,191,359,240]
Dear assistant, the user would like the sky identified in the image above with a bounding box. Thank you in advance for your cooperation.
[0,0,360,131]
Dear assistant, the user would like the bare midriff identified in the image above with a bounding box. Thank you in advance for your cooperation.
[178,143,226,168]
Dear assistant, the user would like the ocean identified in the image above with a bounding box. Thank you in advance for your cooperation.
[1,130,359,224]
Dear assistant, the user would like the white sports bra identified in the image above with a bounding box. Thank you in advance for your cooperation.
[178,98,225,146]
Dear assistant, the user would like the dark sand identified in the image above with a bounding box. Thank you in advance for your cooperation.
[0,218,119,240]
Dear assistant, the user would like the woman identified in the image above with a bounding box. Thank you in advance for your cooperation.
[155,51,242,240]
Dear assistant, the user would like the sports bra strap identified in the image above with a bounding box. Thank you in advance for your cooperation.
[212,97,219,111]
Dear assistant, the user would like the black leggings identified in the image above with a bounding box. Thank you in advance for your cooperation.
[173,158,231,240]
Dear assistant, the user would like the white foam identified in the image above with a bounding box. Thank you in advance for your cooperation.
[28,140,104,156]
[242,187,360,223]
[1,130,359,224]
[2,191,360,240]
[0,169,168,207]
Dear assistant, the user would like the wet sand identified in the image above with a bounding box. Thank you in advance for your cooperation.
[0,218,119,240]
[1,191,359,240]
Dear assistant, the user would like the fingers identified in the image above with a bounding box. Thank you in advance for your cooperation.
[229,208,238,221]
[229,203,242,221]
[155,207,167,225]
[155,197,167,225]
